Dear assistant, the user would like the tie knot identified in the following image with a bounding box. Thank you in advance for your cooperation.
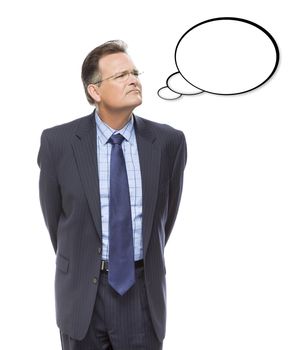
[109,133,125,145]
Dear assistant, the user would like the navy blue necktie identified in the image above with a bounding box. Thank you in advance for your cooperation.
[108,133,135,295]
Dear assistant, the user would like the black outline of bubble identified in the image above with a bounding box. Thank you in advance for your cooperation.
[166,72,204,96]
[157,86,182,100]
[174,17,280,96]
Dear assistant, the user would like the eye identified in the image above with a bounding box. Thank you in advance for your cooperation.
[115,72,128,80]
[133,70,139,77]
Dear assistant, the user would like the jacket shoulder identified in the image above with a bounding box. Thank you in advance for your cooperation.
[135,115,184,137]
[135,115,185,149]
[41,113,93,140]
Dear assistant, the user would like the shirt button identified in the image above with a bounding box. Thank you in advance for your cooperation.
[92,277,98,284]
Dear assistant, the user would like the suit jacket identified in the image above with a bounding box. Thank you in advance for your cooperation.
[38,111,187,342]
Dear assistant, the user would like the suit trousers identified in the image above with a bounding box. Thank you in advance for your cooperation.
[60,266,163,350]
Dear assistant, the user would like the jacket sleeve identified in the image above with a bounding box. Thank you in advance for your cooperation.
[37,131,62,252]
[165,131,187,244]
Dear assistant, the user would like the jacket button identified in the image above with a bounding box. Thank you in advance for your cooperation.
[92,277,98,284]
[98,247,101,254]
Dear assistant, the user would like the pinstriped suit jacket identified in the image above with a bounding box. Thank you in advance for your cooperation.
[38,111,187,342]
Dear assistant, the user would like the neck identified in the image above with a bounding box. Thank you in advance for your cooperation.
[96,106,134,130]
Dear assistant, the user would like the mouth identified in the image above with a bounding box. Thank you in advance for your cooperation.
[127,89,141,94]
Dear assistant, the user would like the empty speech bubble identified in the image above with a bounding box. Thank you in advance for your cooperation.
[158,17,279,100]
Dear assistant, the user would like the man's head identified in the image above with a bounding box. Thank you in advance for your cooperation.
[81,40,142,113]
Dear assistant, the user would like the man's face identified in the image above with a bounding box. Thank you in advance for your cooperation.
[96,52,142,112]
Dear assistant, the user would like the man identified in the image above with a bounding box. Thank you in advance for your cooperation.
[38,40,187,350]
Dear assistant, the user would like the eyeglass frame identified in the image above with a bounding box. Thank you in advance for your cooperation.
[92,69,143,85]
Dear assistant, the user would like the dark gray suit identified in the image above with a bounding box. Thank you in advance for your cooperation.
[38,111,187,343]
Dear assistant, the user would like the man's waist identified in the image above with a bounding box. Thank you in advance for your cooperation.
[100,259,144,272]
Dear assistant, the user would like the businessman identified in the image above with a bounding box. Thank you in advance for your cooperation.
[38,40,187,349]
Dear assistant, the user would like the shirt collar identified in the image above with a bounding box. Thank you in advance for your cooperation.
[95,110,135,145]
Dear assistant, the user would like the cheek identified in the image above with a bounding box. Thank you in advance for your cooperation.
[102,88,123,104]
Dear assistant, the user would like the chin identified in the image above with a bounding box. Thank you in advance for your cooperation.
[136,98,143,106]
[130,97,143,108]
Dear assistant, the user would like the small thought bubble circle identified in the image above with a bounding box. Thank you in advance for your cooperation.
[157,86,182,100]
[167,72,204,95]
[175,17,279,95]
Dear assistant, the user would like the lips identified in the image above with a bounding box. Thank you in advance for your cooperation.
[127,89,141,94]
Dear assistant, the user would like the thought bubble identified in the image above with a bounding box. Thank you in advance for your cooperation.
[158,17,279,100]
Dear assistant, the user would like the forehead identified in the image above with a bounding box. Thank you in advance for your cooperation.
[98,52,136,75]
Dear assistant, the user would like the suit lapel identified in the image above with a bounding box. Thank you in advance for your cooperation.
[70,112,161,254]
[71,113,102,238]
[134,115,161,256]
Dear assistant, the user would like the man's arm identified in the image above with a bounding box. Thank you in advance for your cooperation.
[165,131,187,244]
[37,131,62,252]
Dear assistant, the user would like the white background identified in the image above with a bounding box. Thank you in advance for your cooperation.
[0,0,300,349]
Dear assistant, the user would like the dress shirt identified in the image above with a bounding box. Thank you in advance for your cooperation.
[95,111,143,261]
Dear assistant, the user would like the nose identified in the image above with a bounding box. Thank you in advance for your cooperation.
[128,72,139,83]
[128,73,140,87]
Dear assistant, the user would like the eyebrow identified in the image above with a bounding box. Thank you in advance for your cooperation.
[114,68,138,75]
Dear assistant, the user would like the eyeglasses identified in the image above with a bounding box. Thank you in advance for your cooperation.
[93,69,143,85]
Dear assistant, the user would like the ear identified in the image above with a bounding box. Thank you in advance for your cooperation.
[87,84,101,103]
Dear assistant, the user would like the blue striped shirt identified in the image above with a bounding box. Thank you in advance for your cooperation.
[95,111,143,261]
